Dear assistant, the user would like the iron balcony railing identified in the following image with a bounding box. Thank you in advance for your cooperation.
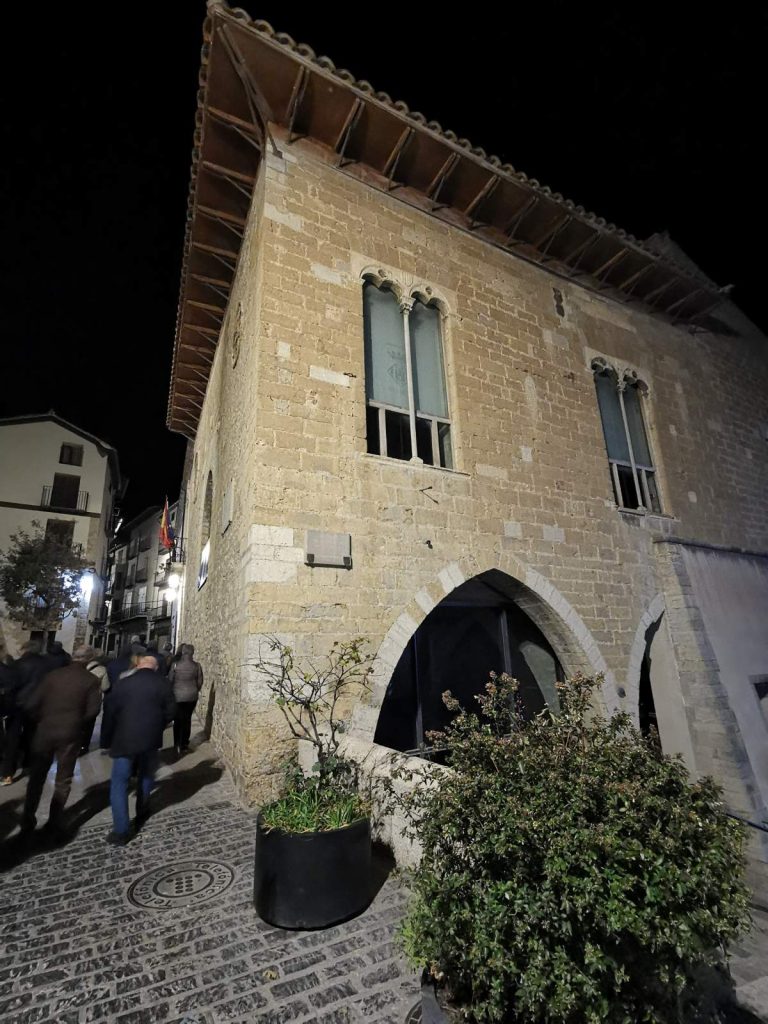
[109,600,173,625]
[41,485,89,512]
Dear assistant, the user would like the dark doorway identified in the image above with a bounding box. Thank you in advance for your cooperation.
[50,473,80,509]
[638,617,662,746]
[374,571,562,753]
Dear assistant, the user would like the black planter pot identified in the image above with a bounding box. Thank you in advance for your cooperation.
[254,813,372,929]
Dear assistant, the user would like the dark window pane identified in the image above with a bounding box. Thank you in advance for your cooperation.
[45,519,74,547]
[438,424,453,470]
[59,444,83,467]
[415,417,434,465]
[645,470,661,513]
[385,410,411,461]
[623,384,652,466]
[410,299,448,417]
[595,372,630,462]
[363,281,408,408]
[617,464,641,509]
[366,404,381,455]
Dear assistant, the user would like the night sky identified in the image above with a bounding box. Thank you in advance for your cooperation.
[3,4,765,518]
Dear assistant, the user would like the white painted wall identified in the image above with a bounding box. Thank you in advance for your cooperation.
[680,547,768,823]
[0,419,116,655]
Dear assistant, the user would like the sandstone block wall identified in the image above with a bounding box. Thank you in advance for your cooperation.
[180,133,768,811]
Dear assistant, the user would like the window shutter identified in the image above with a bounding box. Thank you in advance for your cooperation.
[594,372,629,462]
[410,300,448,418]
[363,282,408,409]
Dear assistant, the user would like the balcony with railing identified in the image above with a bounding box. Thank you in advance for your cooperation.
[41,485,89,512]
[109,600,173,624]
[154,546,186,587]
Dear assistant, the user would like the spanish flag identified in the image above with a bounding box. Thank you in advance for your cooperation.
[159,498,176,551]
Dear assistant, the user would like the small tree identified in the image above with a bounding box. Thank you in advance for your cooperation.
[0,521,91,635]
[392,673,750,1024]
[250,636,374,832]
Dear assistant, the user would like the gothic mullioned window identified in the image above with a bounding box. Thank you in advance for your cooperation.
[592,359,661,513]
[363,277,453,469]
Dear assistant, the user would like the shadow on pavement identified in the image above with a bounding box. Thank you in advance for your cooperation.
[0,755,224,872]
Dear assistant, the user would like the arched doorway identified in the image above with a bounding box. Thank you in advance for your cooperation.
[374,570,563,753]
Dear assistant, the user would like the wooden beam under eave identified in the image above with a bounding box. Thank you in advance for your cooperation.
[503,194,539,244]
[208,106,263,148]
[382,127,415,190]
[191,241,239,263]
[286,65,310,141]
[188,299,226,316]
[426,152,460,208]
[591,248,628,281]
[465,174,500,225]
[197,205,247,228]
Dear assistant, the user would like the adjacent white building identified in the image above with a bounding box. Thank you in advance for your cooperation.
[0,412,122,655]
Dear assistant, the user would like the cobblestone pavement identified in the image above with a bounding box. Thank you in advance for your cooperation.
[2,724,767,1023]
[0,726,420,1024]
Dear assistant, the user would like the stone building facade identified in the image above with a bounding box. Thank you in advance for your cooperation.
[168,4,768,847]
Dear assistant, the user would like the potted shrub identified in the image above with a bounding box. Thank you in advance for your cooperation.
[390,673,750,1023]
[252,636,374,929]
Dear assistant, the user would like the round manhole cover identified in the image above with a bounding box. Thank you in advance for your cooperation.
[127,860,235,909]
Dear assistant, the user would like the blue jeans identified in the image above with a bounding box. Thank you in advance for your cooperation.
[110,753,158,835]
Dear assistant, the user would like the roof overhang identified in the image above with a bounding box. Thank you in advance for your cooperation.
[168,0,729,438]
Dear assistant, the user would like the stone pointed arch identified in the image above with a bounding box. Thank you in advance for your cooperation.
[354,556,620,742]
[625,592,666,717]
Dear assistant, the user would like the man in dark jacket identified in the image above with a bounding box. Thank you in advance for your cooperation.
[46,640,71,670]
[1,640,50,785]
[21,647,101,832]
[101,654,175,845]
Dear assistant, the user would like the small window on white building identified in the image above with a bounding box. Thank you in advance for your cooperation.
[59,443,83,466]
[593,362,661,513]
[363,280,453,468]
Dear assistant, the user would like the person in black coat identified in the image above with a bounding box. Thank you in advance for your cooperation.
[1,641,50,785]
[100,654,175,844]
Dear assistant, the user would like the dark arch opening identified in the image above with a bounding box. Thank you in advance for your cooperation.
[638,616,662,747]
[374,570,563,753]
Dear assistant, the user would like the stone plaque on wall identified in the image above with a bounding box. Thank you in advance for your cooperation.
[304,530,352,569]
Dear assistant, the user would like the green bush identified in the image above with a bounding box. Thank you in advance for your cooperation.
[394,674,750,1023]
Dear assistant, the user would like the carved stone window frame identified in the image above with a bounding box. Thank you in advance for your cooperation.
[360,265,455,469]
[590,355,662,514]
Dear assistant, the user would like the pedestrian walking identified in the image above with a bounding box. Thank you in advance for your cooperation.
[1,640,49,785]
[168,644,203,755]
[46,640,71,670]
[79,648,108,755]
[21,646,101,833]
[100,653,175,845]
[0,654,20,772]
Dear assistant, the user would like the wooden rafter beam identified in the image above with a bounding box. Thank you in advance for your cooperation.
[537,214,572,256]
[191,241,238,266]
[642,278,676,304]
[188,299,226,315]
[561,232,599,270]
[465,174,500,226]
[182,322,218,338]
[503,194,540,245]
[617,263,653,293]
[286,65,310,141]
[190,273,232,305]
[334,97,364,166]
[176,378,208,400]
[179,343,213,365]
[197,207,245,240]
[666,287,703,315]
[592,248,628,281]
[218,24,279,155]
[208,106,263,152]
[426,152,460,209]
[382,127,415,191]
[201,159,255,186]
